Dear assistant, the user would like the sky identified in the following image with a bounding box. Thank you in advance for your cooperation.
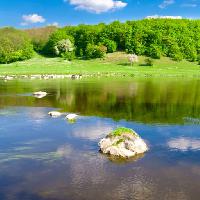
[0,0,200,28]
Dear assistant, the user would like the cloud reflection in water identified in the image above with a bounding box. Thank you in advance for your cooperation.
[168,137,200,151]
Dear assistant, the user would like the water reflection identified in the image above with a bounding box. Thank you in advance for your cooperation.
[0,78,200,200]
[0,78,200,124]
[168,137,200,151]
[71,119,114,140]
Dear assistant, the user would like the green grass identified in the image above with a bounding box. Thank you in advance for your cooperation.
[109,127,137,137]
[113,138,125,146]
[0,52,200,77]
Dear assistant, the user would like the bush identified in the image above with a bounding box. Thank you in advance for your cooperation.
[0,27,34,64]
[100,39,117,53]
[61,51,75,61]
[53,39,75,61]
[54,39,74,55]
[197,55,200,65]
[168,43,183,61]
[147,44,162,59]
[171,52,183,62]
[185,47,197,62]
[44,29,74,56]
[144,58,154,66]
[85,44,107,59]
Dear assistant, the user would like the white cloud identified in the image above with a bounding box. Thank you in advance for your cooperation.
[159,0,175,9]
[146,15,182,19]
[71,120,114,140]
[48,22,59,27]
[168,137,200,151]
[21,14,46,26]
[65,0,127,13]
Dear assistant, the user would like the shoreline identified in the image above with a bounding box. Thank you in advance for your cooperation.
[1,52,200,79]
[1,73,200,80]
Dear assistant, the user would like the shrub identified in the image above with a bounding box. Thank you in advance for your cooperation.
[144,58,154,66]
[44,29,74,56]
[100,38,117,53]
[185,47,197,62]
[54,39,74,55]
[168,43,183,61]
[197,55,200,65]
[147,44,162,59]
[171,52,183,62]
[61,51,75,61]
[0,27,34,64]
[53,39,75,61]
[85,44,107,59]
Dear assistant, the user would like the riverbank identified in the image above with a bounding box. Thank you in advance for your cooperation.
[0,52,200,78]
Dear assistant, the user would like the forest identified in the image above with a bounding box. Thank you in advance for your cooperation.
[1,19,200,64]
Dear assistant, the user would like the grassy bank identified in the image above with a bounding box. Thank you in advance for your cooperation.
[0,52,200,77]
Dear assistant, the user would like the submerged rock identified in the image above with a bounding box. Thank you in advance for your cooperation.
[65,113,78,120]
[99,127,148,158]
[48,111,62,117]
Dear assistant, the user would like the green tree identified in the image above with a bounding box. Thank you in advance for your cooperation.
[0,27,34,64]
[85,44,107,59]
[44,29,74,56]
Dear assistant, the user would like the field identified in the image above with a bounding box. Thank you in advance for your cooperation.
[0,52,200,77]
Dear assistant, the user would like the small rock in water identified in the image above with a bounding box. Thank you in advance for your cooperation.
[99,127,148,158]
[48,111,62,117]
[4,76,14,81]
[65,113,78,121]
[33,91,47,99]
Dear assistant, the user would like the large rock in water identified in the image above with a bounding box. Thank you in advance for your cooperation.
[99,127,148,158]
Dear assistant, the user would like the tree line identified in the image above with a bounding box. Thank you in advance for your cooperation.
[1,19,200,63]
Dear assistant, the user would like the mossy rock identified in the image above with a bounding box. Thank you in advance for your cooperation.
[108,127,138,137]
[99,127,148,158]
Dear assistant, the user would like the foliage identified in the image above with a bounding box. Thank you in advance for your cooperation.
[3,19,200,63]
[144,58,154,66]
[54,39,74,55]
[52,38,75,61]
[0,27,34,64]
[100,38,117,53]
[85,44,107,59]
[197,55,200,65]
[39,19,200,62]
[44,29,74,56]
[109,127,136,137]
[61,51,75,61]
[113,138,125,146]
[63,24,104,57]
[24,26,57,53]
[147,44,162,59]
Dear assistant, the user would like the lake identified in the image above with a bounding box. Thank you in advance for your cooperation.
[0,77,200,200]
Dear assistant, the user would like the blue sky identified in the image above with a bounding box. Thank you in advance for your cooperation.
[0,0,200,28]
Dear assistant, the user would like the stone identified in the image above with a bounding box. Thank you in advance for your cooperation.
[65,113,78,121]
[33,91,47,99]
[4,76,14,81]
[99,127,148,158]
[48,111,62,117]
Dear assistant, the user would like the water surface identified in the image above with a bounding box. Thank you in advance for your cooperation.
[0,78,200,200]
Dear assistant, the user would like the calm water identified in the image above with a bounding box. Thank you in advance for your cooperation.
[0,78,200,200]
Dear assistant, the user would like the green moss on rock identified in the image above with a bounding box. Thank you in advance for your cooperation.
[113,138,125,146]
[109,127,137,137]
